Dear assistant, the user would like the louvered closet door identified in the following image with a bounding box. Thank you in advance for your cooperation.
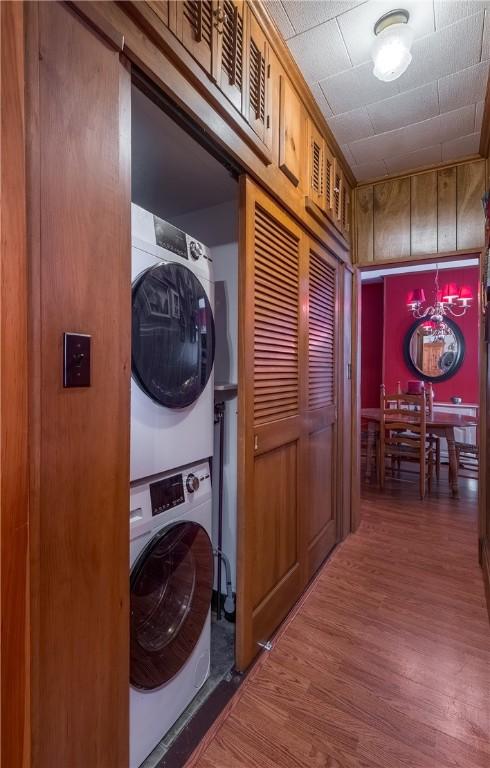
[236,177,305,671]
[176,1,217,77]
[216,0,245,111]
[308,120,326,211]
[305,239,339,579]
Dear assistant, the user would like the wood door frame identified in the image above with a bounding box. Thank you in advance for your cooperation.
[0,3,30,766]
[356,251,481,535]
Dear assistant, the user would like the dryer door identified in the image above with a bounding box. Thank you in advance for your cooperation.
[130,521,213,691]
[132,262,215,408]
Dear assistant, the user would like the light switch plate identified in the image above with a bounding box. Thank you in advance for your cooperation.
[63,332,91,388]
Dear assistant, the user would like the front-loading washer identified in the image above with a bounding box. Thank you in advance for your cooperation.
[129,459,213,768]
[131,204,215,482]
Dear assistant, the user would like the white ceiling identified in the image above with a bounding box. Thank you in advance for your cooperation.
[360,256,479,279]
[265,0,490,181]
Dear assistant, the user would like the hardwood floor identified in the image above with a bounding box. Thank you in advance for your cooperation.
[191,471,490,768]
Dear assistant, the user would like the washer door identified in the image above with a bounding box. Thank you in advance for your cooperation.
[130,521,213,691]
[132,262,215,408]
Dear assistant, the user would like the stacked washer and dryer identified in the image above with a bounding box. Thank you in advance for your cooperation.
[129,204,215,768]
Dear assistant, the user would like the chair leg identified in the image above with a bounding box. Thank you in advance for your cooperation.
[436,439,440,483]
[428,450,433,495]
[419,457,425,499]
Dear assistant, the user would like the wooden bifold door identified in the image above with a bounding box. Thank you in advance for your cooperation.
[236,177,340,670]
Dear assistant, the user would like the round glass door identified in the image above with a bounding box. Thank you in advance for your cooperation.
[132,262,215,408]
[130,521,213,691]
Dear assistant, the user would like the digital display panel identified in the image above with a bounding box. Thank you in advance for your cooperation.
[150,473,185,516]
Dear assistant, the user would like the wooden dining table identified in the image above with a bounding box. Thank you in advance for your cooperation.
[361,407,478,499]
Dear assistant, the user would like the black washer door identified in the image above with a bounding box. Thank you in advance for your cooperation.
[130,521,213,691]
[132,262,215,408]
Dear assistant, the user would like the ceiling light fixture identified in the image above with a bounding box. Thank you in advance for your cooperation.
[372,9,414,82]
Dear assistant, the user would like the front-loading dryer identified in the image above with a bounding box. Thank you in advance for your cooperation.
[129,460,213,768]
[131,204,215,482]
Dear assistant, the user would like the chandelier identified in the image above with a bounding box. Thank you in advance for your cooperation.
[406,268,472,341]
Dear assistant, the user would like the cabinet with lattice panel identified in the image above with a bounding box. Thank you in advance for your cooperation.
[244,6,272,150]
[174,0,218,78]
[307,118,326,212]
[215,0,246,111]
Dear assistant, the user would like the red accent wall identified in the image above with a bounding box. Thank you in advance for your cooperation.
[383,266,479,403]
[361,282,384,407]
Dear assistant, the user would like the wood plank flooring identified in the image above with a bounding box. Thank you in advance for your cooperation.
[192,471,490,768]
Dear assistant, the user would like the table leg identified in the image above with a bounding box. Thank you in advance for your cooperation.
[446,427,459,499]
[366,421,376,480]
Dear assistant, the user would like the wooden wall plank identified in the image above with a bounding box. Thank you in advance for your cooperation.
[1,3,30,767]
[437,166,457,253]
[373,178,411,260]
[457,159,486,250]
[411,171,437,256]
[278,75,302,187]
[355,185,373,263]
[33,4,131,766]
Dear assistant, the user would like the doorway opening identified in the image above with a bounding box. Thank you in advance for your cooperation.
[130,77,241,768]
[359,255,479,502]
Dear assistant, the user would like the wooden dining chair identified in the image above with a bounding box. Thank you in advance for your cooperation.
[380,385,434,499]
[396,380,440,482]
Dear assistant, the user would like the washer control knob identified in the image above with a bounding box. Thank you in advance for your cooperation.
[186,473,200,493]
[189,241,203,260]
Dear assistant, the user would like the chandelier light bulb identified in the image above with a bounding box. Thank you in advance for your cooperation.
[372,11,414,82]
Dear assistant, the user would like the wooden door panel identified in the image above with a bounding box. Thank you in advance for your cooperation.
[245,7,272,150]
[252,441,299,608]
[34,4,130,766]
[307,118,326,212]
[177,0,216,77]
[217,0,245,111]
[237,178,303,670]
[306,423,336,577]
[278,75,302,187]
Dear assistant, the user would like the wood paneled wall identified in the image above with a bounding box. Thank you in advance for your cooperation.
[354,159,486,264]
[0,3,30,767]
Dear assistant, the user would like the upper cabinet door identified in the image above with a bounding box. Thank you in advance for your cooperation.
[216,0,246,111]
[341,178,351,239]
[244,7,272,150]
[325,144,335,214]
[307,119,326,211]
[333,160,343,225]
[278,75,302,187]
[175,1,218,78]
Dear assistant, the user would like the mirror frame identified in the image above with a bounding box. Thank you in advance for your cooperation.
[403,316,465,383]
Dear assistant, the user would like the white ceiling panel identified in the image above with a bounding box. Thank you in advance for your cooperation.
[395,12,484,92]
[280,0,363,35]
[367,82,439,134]
[337,0,435,66]
[310,82,333,118]
[441,131,481,158]
[319,61,399,114]
[266,1,490,181]
[286,19,351,83]
[435,0,490,29]
[328,106,375,143]
[351,159,389,181]
[438,61,489,112]
[385,144,443,174]
[263,1,295,39]
[475,99,485,128]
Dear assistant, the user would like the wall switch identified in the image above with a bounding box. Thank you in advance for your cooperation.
[63,333,91,388]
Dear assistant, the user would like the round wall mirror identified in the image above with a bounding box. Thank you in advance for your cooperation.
[403,317,465,383]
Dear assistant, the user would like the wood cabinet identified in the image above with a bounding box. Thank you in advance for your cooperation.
[355,159,486,264]
[307,118,326,211]
[175,0,218,78]
[244,6,272,150]
[216,0,246,111]
[278,74,302,187]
